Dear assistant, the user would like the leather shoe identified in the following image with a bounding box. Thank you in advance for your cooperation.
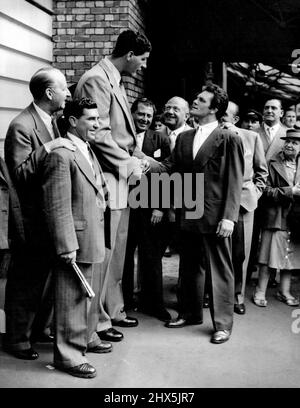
[88,342,112,353]
[112,316,138,327]
[98,328,124,342]
[4,347,39,360]
[31,333,54,343]
[57,363,96,379]
[210,330,231,344]
[165,316,203,328]
[234,303,246,315]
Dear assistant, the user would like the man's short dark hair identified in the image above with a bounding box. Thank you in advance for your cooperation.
[264,98,283,109]
[202,83,229,120]
[112,30,152,58]
[131,97,156,115]
[64,97,98,121]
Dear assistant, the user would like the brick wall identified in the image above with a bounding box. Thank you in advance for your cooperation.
[53,0,149,102]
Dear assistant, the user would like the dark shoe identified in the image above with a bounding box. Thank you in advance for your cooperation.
[268,278,278,288]
[165,316,203,328]
[31,333,54,343]
[276,291,300,306]
[98,328,124,342]
[234,303,246,315]
[58,363,97,379]
[4,347,39,360]
[210,330,231,344]
[88,342,112,354]
[112,316,138,327]
[140,307,171,322]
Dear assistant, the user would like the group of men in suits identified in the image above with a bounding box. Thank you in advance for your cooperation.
[1,25,295,378]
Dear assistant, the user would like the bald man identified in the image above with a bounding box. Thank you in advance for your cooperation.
[4,67,74,360]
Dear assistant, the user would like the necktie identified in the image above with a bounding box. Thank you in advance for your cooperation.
[266,127,273,144]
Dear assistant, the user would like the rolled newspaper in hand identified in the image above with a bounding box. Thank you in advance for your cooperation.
[71,262,95,299]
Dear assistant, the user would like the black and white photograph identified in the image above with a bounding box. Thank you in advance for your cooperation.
[0,0,300,391]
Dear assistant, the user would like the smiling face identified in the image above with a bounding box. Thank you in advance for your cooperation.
[132,102,154,133]
[283,137,300,160]
[263,99,283,126]
[283,110,297,128]
[71,108,100,143]
[163,97,189,130]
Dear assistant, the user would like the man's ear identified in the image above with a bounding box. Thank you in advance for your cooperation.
[126,51,134,61]
[233,115,240,125]
[69,116,77,127]
[45,87,53,101]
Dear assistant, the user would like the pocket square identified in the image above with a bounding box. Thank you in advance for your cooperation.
[154,149,161,158]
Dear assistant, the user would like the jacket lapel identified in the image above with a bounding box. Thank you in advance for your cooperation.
[99,59,136,137]
[270,153,290,184]
[142,129,155,154]
[28,103,54,145]
[193,128,223,170]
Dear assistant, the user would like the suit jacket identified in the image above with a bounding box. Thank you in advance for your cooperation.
[261,151,296,230]
[142,129,171,161]
[74,57,149,209]
[235,128,268,212]
[4,103,55,253]
[161,127,244,234]
[42,146,108,263]
[257,123,286,162]
[0,157,25,250]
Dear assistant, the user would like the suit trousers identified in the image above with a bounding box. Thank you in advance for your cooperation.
[53,262,102,369]
[232,209,254,304]
[4,251,53,350]
[97,207,130,330]
[178,230,234,331]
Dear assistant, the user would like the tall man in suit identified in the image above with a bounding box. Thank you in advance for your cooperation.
[163,84,244,344]
[4,67,75,360]
[221,101,268,315]
[123,97,171,321]
[42,98,111,379]
[74,30,155,342]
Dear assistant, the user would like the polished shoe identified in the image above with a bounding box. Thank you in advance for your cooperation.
[210,330,231,344]
[31,333,54,343]
[57,363,97,379]
[88,342,112,354]
[4,347,39,360]
[97,328,124,342]
[276,291,300,307]
[140,307,171,322]
[112,316,138,327]
[165,316,203,328]
[234,303,246,315]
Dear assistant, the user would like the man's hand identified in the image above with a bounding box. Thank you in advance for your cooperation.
[151,209,164,225]
[140,158,150,174]
[220,122,239,134]
[59,251,76,264]
[44,138,76,153]
[216,219,234,238]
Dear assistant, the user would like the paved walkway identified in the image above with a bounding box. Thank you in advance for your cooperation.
[0,254,300,388]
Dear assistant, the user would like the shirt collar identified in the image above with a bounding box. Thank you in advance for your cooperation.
[104,56,121,86]
[33,102,52,127]
[67,132,89,152]
[264,122,280,132]
[170,123,188,136]
[136,131,145,138]
[197,120,219,132]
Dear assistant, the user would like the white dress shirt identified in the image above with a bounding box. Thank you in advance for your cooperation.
[169,123,190,151]
[67,132,95,175]
[136,131,145,151]
[192,120,218,159]
[263,122,280,143]
[33,102,55,139]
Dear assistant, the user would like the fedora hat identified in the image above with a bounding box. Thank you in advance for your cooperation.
[281,128,300,140]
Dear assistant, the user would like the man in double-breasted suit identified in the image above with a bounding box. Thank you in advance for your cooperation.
[42,98,111,379]
[221,101,268,315]
[4,67,74,360]
[122,97,171,321]
[74,30,158,342]
[163,84,244,344]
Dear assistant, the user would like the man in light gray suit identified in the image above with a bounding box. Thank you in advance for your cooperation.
[74,30,156,342]
[42,98,111,379]
[221,101,268,315]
